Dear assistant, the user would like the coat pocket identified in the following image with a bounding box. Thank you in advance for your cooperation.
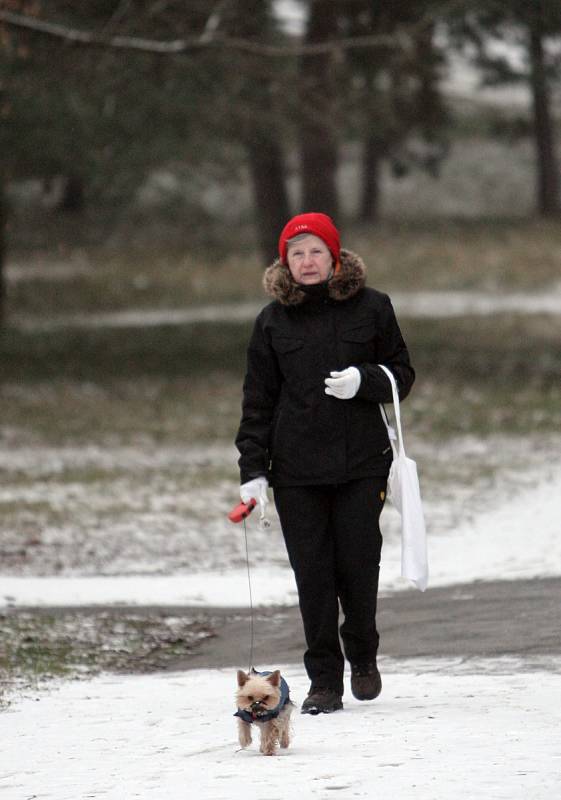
[272,335,304,355]
[340,321,378,363]
[341,322,377,343]
[272,335,305,382]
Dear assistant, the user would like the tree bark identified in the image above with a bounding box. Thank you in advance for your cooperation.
[246,134,291,261]
[224,0,292,260]
[299,0,340,219]
[57,174,86,212]
[528,22,560,216]
[0,179,5,327]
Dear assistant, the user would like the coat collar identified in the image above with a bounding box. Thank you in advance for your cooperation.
[262,249,367,306]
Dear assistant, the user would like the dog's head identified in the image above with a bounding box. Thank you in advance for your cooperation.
[236,669,282,719]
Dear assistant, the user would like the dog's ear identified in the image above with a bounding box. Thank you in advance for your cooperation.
[267,670,281,687]
[237,670,249,687]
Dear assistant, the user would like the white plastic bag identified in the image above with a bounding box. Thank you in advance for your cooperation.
[378,364,428,592]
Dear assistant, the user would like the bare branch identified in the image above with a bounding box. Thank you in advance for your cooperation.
[0,9,191,53]
[0,9,406,57]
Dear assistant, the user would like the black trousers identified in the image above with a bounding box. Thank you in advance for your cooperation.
[274,477,386,695]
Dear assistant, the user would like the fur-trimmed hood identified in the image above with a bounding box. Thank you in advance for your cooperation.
[263,248,367,305]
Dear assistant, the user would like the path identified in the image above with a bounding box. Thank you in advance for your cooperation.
[158,576,561,673]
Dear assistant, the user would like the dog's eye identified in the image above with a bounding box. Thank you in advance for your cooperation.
[262,695,270,702]
[247,695,253,702]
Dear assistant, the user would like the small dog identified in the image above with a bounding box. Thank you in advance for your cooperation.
[235,668,294,756]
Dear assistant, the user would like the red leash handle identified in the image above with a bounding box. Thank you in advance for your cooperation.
[228,498,257,523]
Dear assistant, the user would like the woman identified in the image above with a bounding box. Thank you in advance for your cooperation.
[235,212,415,714]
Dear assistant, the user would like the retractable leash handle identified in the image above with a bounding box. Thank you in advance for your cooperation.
[228,498,272,529]
[228,499,257,523]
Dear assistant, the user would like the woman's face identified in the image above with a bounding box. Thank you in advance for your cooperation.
[286,235,333,285]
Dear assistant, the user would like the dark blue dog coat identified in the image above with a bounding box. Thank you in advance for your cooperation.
[234,671,291,724]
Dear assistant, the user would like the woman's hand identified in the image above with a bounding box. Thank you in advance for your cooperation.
[240,476,269,516]
[324,367,361,399]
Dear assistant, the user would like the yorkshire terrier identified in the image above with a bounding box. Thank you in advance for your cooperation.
[235,668,294,756]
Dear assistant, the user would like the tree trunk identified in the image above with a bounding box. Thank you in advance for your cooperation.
[359,134,383,221]
[0,179,5,327]
[57,174,85,212]
[299,0,340,219]
[246,134,291,261]
[224,0,291,259]
[528,22,560,216]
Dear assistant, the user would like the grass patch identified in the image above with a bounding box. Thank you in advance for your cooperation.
[0,322,250,380]
[0,609,216,706]
[402,313,561,383]
[354,218,561,292]
[7,246,264,318]
[1,313,560,446]
[6,218,561,320]
[0,374,242,445]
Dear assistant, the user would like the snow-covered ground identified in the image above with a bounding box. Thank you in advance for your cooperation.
[2,407,560,800]
[2,456,561,608]
[2,659,560,800]
[1,436,560,607]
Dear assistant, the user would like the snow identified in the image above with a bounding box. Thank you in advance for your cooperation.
[2,463,560,609]
[0,569,299,609]
[2,373,560,799]
[2,659,560,800]
[391,289,561,317]
[274,0,306,35]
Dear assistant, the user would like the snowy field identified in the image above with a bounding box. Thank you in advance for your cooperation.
[2,436,560,607]
[1,435,560,799]
[2,455,561,606]
[2,658,560,800]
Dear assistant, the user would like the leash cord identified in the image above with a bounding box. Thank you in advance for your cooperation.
[243,518,255,672]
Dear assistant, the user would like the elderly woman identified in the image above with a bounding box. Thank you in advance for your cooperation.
[235,212,415,714]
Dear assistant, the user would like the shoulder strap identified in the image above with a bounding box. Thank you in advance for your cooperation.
[378,364,406,458]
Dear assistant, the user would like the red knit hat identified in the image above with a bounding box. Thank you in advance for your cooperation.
[278,212,341,268]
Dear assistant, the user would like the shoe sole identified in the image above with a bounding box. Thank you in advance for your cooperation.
[301,702,343,715]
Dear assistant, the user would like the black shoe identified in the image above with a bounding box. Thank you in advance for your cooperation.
[301,687,343,715]
[350,661,382,701]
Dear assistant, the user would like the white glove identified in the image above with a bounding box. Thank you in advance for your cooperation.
[240,476,269,517]
[324,367,361,399]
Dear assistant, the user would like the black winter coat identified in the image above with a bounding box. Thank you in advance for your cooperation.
[236,250,415,487]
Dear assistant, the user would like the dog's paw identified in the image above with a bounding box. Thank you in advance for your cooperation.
[237,721,252,749]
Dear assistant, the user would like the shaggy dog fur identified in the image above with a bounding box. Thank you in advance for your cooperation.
[235,669,294,756]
